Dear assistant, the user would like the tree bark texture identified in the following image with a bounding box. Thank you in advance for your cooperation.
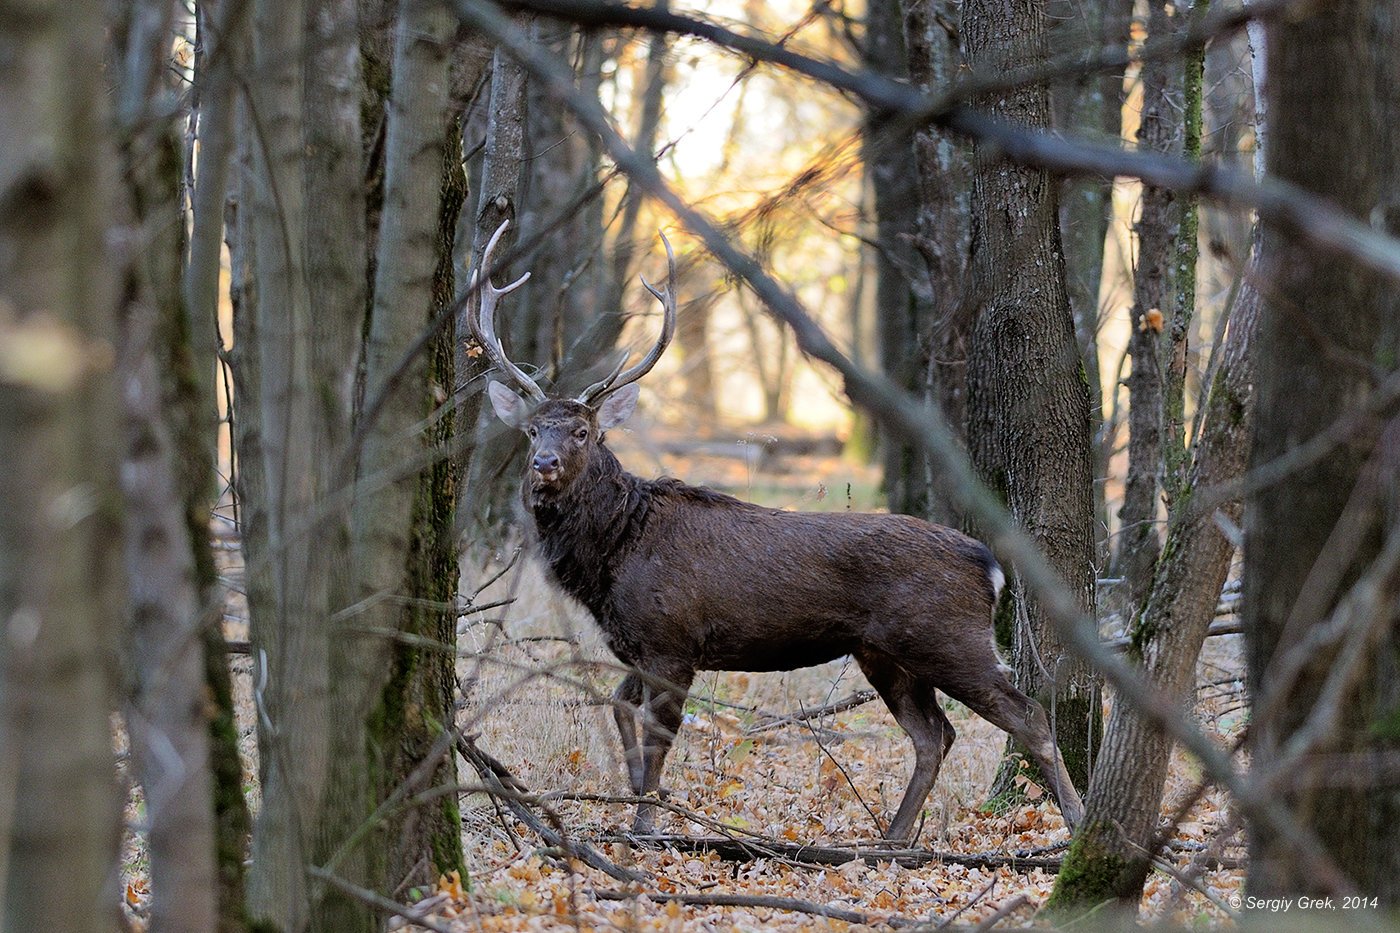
[457,27,530,538]
[1117,6,1168,602]
[900,0,972,527]
[962,0,1100,796]
[865,0,938,520]
[114,2,229,924]
[1049,0,1131,565]
[1048,252,1259,913]
[242,2,340,925]
[1245,0,1400,899]
[0,1,123,928]
[185,7,257,924]
[349,0,463,908]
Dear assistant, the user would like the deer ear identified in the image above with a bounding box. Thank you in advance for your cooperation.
[595,383,639,429]
[487,380,530,429]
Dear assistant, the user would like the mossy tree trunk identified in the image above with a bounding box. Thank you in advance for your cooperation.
[349,0,466,908]
[962,0,1101,801]
[1048,248,1257,916]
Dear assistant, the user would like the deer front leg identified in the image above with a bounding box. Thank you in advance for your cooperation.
[633,666,694,835]
[612,673,645,794]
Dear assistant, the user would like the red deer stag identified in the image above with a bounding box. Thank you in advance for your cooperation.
[473,221,1084,841]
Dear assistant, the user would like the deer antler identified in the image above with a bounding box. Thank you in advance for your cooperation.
[578,232,677,406]
[470,219,546,403]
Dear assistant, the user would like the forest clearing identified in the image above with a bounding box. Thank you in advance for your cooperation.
[3,0,1397,930]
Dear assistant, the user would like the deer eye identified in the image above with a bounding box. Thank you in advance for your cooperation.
[574,427,589,441]
[527,426,538,439]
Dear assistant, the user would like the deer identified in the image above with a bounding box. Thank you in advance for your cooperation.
[471,220,1085,842]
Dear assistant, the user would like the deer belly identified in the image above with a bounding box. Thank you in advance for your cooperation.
[696,626,854,672]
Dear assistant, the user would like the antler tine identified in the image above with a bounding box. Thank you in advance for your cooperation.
[574,350,630,404]
[579,231,678,407]
[470,219,545,402]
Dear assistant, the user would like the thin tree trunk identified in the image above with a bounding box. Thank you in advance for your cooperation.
[900,0,971,526]
[457,25,531,538]
[963,0,1100,797]
[0,1,123,928]
[243,1,338,926]
[1050,0,1130,565]
[1048,250,1260,913]
[865,0,935,519]
[118,300,221,933]
[185,6,256,927]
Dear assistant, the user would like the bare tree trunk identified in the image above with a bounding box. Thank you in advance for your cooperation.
[1050,0,1130,565]
[1048,251,1260,913]
[0,1,123,928]
[185,6,256,927]
[241,0,345,925]
[675,259,719,422]
[113,2,227,926]
[118,300,221,933]
[865,0,936,519]
[963,0,1100,798]
[457,27,530,538]
[1113,0,1197,609]
[900,0,971,526]
[1245,0,1400,898]
[349,0,461,911]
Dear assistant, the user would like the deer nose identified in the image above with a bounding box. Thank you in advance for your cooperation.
[532,452,560,473]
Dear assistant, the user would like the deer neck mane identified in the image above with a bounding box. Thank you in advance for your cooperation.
[528,444,651,618]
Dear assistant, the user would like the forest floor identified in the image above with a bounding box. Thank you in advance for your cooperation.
[119,423,1248,930]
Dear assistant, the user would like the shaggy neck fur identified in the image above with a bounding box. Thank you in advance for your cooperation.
[527,442,651,620]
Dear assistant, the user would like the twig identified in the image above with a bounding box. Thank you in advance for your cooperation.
[456,736,647,883]
[590,887,912,927]
[936,876,997,929]
[306,865,455,933]
[971,894,1030,933]
[595,834,1065,872]
[748,689,879,732]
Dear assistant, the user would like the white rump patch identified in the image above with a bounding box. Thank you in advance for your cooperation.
[988,563,1006,601]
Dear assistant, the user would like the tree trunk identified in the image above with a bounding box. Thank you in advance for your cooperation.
[900,0,971,526]
[457,27,530,539]
[1050,0,1130,565]
[865,0,937,519]
[0,1,123,928]
[348,0,462,911]
[114,1,226,925]
[1244,0,1400,899]
[186,6,256,927]
[962,0,1101,798]
[1048,250,1259,914]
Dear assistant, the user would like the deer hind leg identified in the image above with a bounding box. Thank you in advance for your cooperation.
[858,655,957,844]
[612,673,645,794]
[942,668,1085,830]
[632,665,694,834]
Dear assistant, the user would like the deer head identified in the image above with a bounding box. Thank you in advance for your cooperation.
[475,220,677,493]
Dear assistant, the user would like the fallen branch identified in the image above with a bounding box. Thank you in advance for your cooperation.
[590,887,914,927]
[596,833,1065,872]
[971,894,1030,933]
[306,865,455,933]
[748,689,879,733]
[456,736,647,883]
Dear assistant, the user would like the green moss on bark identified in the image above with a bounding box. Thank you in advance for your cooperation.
[1045,825,1148,916]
